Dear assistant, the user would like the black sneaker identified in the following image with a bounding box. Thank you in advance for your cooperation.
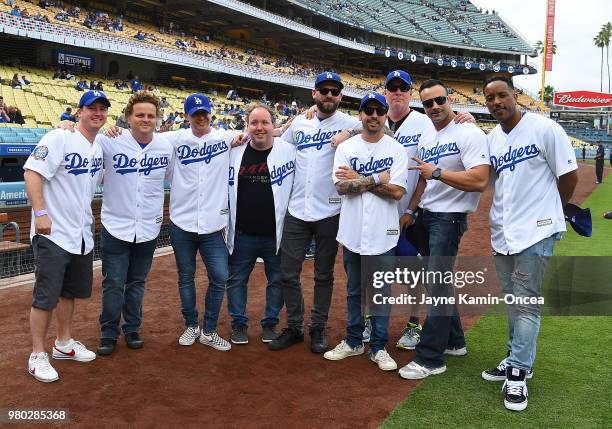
[261,325,278,343]
[97,338,116,356]
[231,325,249,345]
[482,357,534,381]
[125,332,144,349]
[503,366,528,411]
[309,327,328,354]
[268,327,304,351]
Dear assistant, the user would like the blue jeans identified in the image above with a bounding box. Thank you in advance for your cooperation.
[169,222,229,333]
[227,232,283,329]
[99,227,157,339]
[343,247,395,355]
[414,210,467,368]
[495,233,559,371]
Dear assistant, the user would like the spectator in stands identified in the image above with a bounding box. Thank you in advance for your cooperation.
[134,31,145,41]
[60,107,76,122]
[7,106,25,125]
[0,96,4,109]
[84,12,96,29]
[11,74,22,89]
[160,97,169,109]
[75,80,88,91]
[0,106,10,123]
[20,8,30,18]
[180,117,190,129]
[95,81,104,91]
[89,80,96,89]
[582,146,586,161]
[131,76,143,93]
[174,112,184,125]
[10,5,21,17]
[115,108,128,129]
[20,75,30,86]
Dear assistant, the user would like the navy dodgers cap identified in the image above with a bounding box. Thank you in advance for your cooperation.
[184,93,211,116]
[78,90,111,108]
[385,70,413,88]
[314,71,344,90]
[359,92,389,111]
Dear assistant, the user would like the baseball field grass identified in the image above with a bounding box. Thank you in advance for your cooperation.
[382,181,612,428]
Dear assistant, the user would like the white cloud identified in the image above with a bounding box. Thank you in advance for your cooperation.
[471,0,611,95]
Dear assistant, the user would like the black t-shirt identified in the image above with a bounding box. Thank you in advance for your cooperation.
[387,110,411,134]
[236,144,276,236]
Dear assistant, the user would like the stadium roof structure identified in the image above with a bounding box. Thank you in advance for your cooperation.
[285,0,534,55]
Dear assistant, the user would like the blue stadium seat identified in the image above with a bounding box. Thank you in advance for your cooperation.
[1,136,23,143]
[21,137,40,143]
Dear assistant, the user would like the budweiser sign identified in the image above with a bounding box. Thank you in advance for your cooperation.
[553,91,612,109]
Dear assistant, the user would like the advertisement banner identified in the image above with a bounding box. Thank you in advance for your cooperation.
[553,91,612,108]
[545,0,556,71]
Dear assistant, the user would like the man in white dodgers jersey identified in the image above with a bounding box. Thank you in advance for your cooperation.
[481,76,577,412]
[330,70,475,350]
[167,94,240,352]
[23,90,107,382]
[96,92,173,356]
[268,72,361,353]
[399,79,490,381]
[226,104,296,345]
[324,92,407,372]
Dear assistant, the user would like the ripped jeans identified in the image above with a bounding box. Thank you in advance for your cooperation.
[494,233,561,371]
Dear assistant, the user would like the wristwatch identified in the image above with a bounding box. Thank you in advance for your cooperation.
[432,168,442,180]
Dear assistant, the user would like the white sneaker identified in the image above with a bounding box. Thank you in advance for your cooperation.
[179,326,201,346]
[52,339,96,362]
[399,361,446,380]
[444,346,468,356]
[370,349,397,371]
[28,352,59,383]
[199,331,232,351]
[323,340,364,361]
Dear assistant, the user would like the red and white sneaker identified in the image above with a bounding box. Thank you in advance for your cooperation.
[52,339,97,362]
[28,352,59,383]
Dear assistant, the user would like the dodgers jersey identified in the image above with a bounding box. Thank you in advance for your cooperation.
[418,120,489,213]
[334,134,408,255]
[98,131,173,243]
[167,127,235,234]
[388,110,436,215]
[227,138,296,254]
[488,112,577,254]
[24,129,103,254]
[282,111,360,221]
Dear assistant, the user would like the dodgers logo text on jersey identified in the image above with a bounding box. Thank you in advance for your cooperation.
[177,141,229,165]
[64,152,98,176]
[349,156,393,176]
[396,133,421,148]
[113,153,169,175]
[490,144,540,174]
[295,129,342,151]
[270,160,295,186]
[89,156,103,176]
[418,141,460,164]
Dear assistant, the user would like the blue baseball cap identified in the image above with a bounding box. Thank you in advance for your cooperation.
[564,203,592,237]
[384,70,413,88]
[78,90,111,108]
[184,93,211,116]
[359,92,389,111]
[314,71,344,90]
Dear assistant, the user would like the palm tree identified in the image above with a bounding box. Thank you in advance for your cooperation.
[601,22,611,92]
[534,40,557,55]
[594,31,606,92]
[538,85,555,104]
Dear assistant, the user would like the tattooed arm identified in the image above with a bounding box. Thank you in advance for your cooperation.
[370,183,405,201]
[335,175,377,195]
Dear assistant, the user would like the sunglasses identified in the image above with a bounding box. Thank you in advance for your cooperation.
[422,96,448,109]
[386,84,411,93]
[317,87,341,96]
[362,105,388,116]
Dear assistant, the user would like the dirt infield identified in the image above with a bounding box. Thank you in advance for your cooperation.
[0,164,603,428]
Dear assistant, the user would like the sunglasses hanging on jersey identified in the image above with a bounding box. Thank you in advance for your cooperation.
[362,105,388,116]
[422,96,448,109]
[317,87,341,96]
